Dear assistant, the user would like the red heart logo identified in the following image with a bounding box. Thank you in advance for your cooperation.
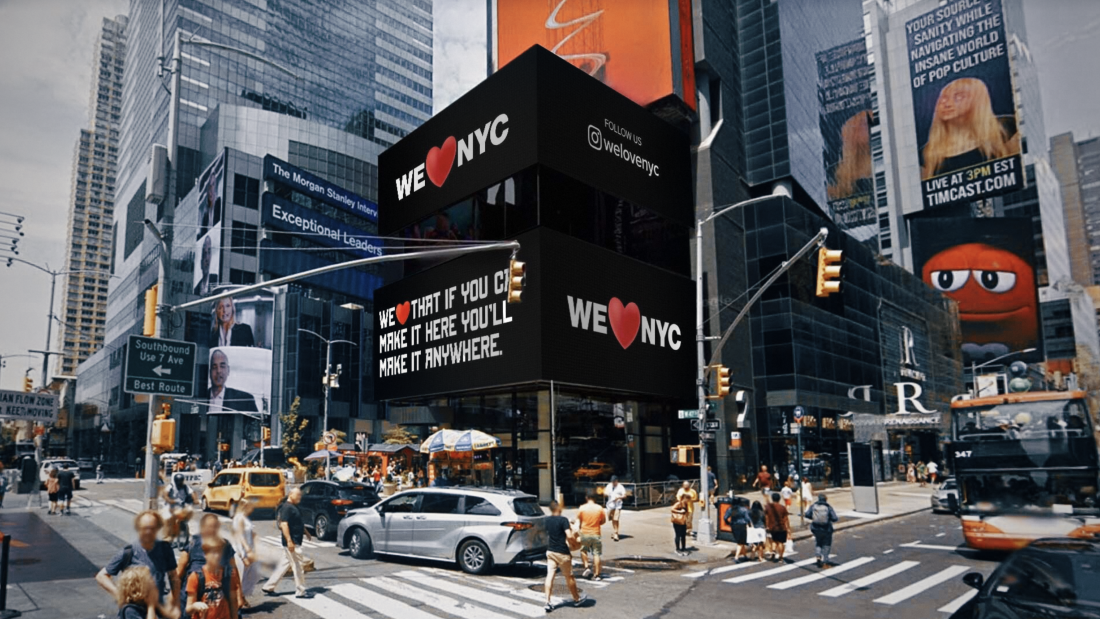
[608,298,640,350]
[425,136,457,187]
[395,301,411,326]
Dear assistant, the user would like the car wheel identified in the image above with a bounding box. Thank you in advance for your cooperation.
[314,514,331,540]
[201,497,210,512]
[348,528,373,560]
[458,539,493,575]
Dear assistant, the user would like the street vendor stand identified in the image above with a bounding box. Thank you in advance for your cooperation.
[365,443,419,475]
[420,429,501,487]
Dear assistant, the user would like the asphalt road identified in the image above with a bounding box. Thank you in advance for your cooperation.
[2,478,998,619]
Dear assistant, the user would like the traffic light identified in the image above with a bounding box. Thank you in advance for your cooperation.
[143,284,158,336]
[151,415,176,454]
[707,365,731,399]
[816,248,843,297]
[22,376,32,392]
[262,427,271,444]
[506,259,525,303]
[158,401,171,419]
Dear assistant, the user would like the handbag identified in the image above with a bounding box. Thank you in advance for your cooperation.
[671,509,687,526]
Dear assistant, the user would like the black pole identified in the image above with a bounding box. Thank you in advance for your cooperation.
[0,533,9,610]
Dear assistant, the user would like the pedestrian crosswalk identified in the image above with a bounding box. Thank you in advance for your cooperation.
[689,551,990,615]
[260,534,335,550]
[283,568,591,619]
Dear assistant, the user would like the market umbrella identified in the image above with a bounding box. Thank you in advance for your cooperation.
[419,429,501,453]
[304,449,335,461]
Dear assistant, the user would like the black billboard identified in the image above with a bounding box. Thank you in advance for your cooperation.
[374,228,694,401]
[378,46,692,235]
[906,0,1023,209]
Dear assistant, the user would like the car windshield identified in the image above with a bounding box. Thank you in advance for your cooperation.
[960,471,1099,513]
[511,497,544,517]
[993,547,1100,608]
[943,480,957,490]
[248,472,281,487]
[339,486,376,500]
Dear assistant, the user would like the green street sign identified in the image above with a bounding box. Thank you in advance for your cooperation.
[124,334,196,397]
[678,409,700,419]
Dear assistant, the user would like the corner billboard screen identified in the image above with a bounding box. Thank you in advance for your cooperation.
[493,0,695,111]
[910,216,1040,366]
[817,39,874,235]
[906,0,1022,209]
[203,287,275,415]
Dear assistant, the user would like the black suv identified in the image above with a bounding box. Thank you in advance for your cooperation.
[298,480,381,540]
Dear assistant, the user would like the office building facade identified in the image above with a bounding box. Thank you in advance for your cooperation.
[57,15,128,377]
[1051,132,1100,286]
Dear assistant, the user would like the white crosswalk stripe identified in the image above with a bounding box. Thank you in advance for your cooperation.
[873,565,971,605]
[285,592,372,619]
[818,560,920,598]
[331,582,446,619]
[259,535,334,549]
[395,570,546,617]
[767,556,876,590]
[723,557,819,584]
[938,589,978,613]
[364,575,518,619]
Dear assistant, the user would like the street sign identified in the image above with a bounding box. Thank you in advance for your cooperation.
[790,424,801,434]
[704,420,720,431]
[690,419,702,431]
[123,335,196,397]
[678,409,700,420]
[793,406,805,421]
[699,431,716,441]
[323,431,336,445]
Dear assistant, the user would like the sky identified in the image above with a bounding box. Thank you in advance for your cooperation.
[0,0,1097,391]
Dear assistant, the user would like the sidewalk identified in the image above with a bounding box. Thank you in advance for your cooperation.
[562,481,937,565]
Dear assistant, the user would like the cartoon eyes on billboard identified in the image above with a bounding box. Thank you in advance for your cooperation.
[920,242,1037,347]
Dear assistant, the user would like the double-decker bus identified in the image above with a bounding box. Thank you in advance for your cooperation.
[948,390,1100,550]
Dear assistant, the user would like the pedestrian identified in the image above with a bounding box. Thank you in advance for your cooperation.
[0,471,7,508]
[780,479,794,508]
[163,473,196,548]
[723,498,753,562]
[97,510,180,618]
[765,492,792,562]
[57,464,76,515]
[752,465,773,498]
[261,487,312,599]
[603,476,627,542]
[706,465,718,507]
[185,538,240,619]
[917,461,928,487]
[800,478,814,513]
[573,493,606,580]
[177,513,237,616]
[674,481,698,538]
[927,460,939,485]
[670,495,689,556]
[805,494,839,568]
[231,499,260,610]
[114,565,161,619]
[97,463,105,484]
[749,500,767,561]
[46,467,60,515]
[543,501,587,613]
[906,461,916,483]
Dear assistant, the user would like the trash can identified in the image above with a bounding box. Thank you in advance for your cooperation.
[715,497,735,542]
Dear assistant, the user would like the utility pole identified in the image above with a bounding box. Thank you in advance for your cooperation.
[299,329,355,480]
[142,220,171,509]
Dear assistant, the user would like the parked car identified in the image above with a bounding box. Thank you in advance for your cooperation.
[336,487,548,575]
[298,480,381,540]
[573,462,615,480]
[201,467,285,516]
[39,458,81,489]
[931,477,959,513]
[950,537,1100,619]
[76,459,95,471]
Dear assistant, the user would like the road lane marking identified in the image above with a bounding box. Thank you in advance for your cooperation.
[768,557,875,590]
[395,570,545,617]
[873,565,970,605]
[938,589,978,613]
[365,576,517,619]
[883,549,894,554]
[838,511,882,519]
[331,582,442,619]
[284,593,371,619]
[936,532,946,537]
[819,560,920,597]
[259,535,333,549]
[890,492,936,498]
[900,541,964,551]
[722,557,819,584]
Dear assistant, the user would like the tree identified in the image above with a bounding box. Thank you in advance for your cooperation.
[383,424,416,445]
[279,396,308,459]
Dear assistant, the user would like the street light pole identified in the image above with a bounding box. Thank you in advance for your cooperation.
[970,347,1037,396]
[142,220,171,509]
[298,329,356,480]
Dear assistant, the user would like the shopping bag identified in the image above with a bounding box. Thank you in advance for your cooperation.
[785,539,795,554]
[746,527,766,545]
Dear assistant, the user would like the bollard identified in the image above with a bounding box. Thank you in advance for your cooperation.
[0,532,19,618]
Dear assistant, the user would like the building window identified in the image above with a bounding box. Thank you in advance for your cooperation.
[229,269,256,285]
[230,222,258,256]
[233,174,260,210]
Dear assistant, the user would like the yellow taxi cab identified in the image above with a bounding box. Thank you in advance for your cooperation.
[201,467,285,516]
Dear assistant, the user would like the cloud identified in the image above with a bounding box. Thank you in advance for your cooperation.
[0,0,127,389]
[433,0,489,113]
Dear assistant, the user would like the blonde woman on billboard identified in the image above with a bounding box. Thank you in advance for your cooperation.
[921,77,1019,180]
[827,110,873,200]
[210,297,255,348]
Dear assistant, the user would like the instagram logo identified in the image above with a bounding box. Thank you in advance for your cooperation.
[587,125,602,150]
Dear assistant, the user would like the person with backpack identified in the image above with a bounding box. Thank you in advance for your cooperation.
[723,498,753,562]
[185,538,240,619]
[805,494,839,568]
[177,514,237,616]
[97,510,180,618]
[114,565,161,619]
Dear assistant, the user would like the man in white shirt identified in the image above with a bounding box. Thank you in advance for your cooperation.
[603,476,628,542]
[926,460,939,484]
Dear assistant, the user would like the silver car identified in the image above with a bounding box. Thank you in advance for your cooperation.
[931,477,959,513]
[336,487,548,575]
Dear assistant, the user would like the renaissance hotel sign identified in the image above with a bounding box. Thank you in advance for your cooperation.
[375,47,694,402]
